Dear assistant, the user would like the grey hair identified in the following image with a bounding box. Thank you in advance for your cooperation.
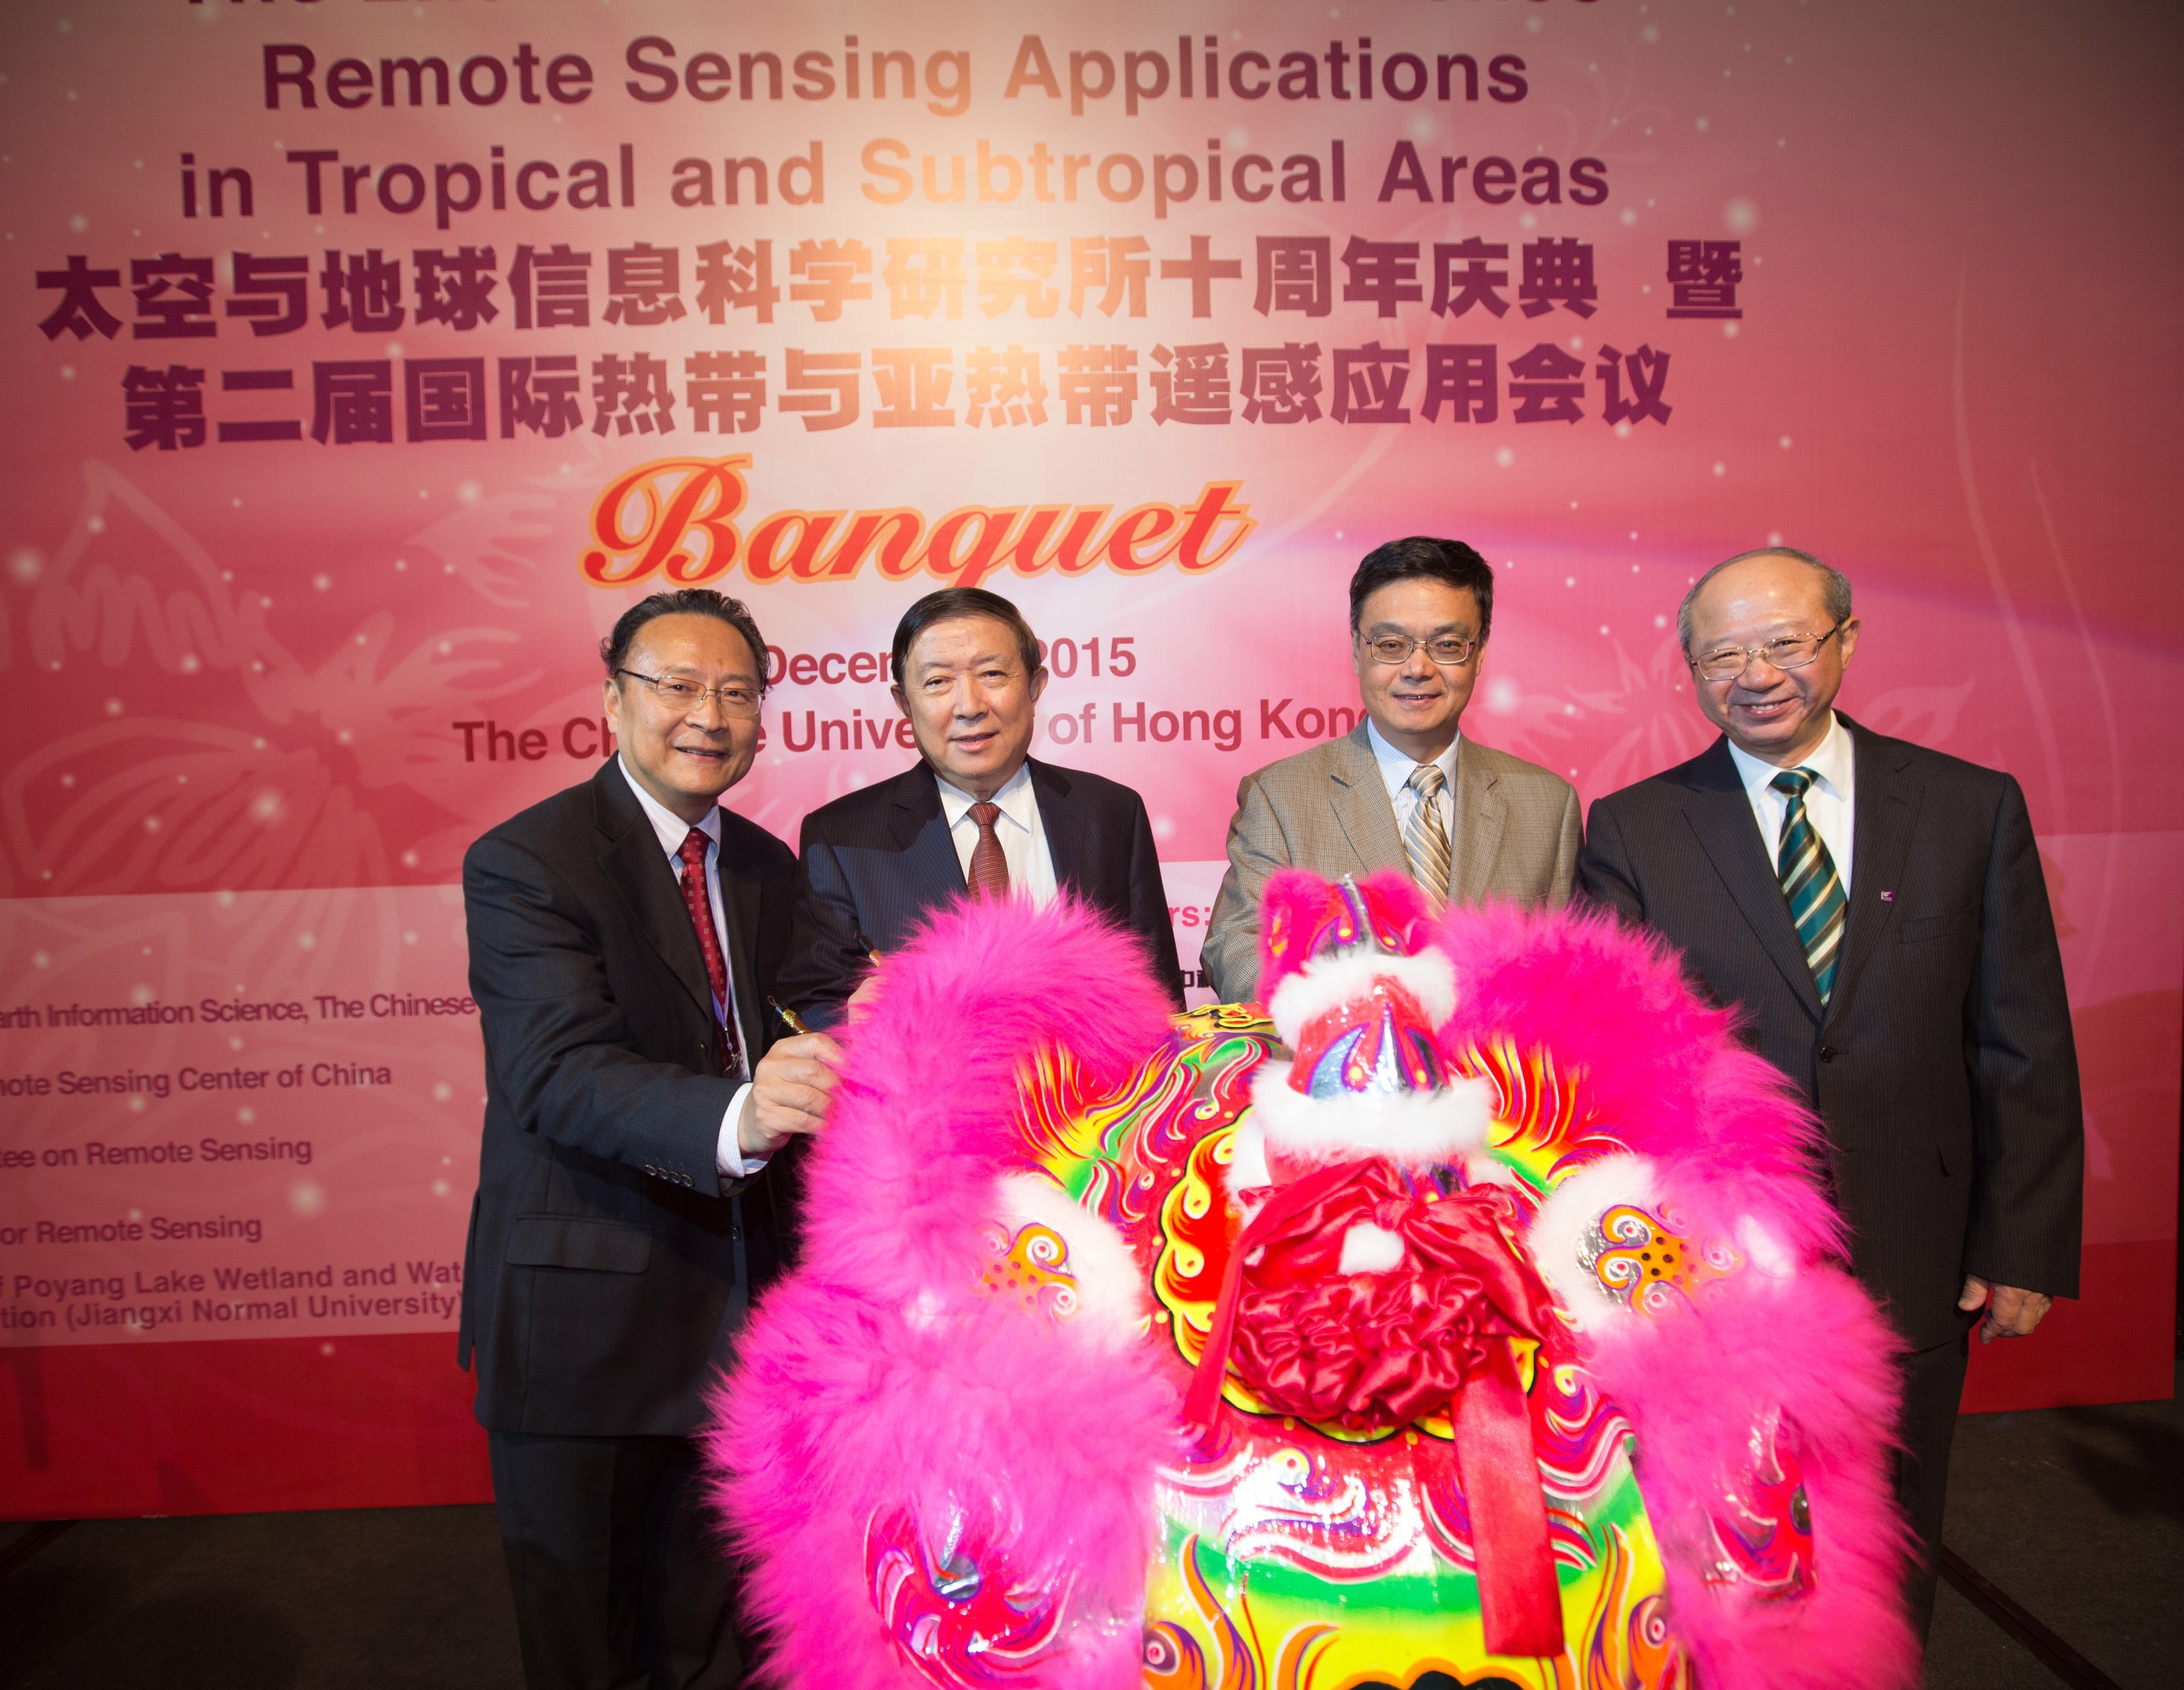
[1676,546,1853,655]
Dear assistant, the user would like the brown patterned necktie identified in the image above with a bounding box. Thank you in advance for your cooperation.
[1403,763,1452,903]
[966,802,1010,897]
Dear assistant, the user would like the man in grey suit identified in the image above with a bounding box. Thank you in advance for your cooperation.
[1203,536,1581,1002]
[1579,546,2083,1641]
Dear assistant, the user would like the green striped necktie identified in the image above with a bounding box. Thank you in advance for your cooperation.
[1770,768,1847,1005]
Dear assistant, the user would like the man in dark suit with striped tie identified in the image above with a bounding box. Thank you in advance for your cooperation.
[1579,547,2084,1641]
[776,588,1184,1026]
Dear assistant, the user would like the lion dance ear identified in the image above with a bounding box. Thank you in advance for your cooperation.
[1259,869,1440,1002]
[707,896,1181,1690]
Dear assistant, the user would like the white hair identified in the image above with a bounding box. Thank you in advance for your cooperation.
[1677,546,1853,655]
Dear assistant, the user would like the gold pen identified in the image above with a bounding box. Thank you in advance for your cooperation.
[765,996,811,1036]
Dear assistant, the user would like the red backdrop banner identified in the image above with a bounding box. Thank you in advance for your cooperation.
[2,0,2177,1518]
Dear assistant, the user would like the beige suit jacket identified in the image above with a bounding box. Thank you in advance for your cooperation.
[1202,723,1582,1003]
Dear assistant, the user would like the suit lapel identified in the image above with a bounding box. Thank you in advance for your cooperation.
[591,762,716,1024]
[712,815,767,1066]
[1678,740,1824,1021]
[1821,718,1921,1031]
[886,765,969,898]
[1327,725,1408,874]
[1450,737,1509,904]
[1028,760,1088,897]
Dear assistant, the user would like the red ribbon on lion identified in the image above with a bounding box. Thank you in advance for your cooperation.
[1182,1158,1571,1658]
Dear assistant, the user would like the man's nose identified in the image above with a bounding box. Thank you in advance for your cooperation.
[1399,644,1438,678]
[684,688,730,728]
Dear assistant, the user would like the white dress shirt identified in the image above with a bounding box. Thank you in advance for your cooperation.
[615,757,762,1179]
[1725,712,1857,893]
[935,762,1060,907]
[1365,718,1461,844]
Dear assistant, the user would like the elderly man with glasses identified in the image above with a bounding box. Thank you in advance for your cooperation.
[1579,545,2084,1647]
[1202,534,1582,1003]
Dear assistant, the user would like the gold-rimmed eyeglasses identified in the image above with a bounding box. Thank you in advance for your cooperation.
[1689,622,1846,683]
[615,669,763,719]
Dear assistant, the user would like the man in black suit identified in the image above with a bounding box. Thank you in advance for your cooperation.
[1580,547,2083,1638]
[460,589,843,1689]
[777,588,1184,1024]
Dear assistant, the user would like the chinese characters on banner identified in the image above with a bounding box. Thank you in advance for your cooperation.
[37,235,1727,447]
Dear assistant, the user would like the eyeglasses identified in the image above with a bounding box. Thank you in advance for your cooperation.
[615,669,762,719]
[1359,633,1479,667]
[1689,622,1846,683]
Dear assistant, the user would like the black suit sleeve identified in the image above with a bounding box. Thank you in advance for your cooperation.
[1577,797,1735,1013]
[464,832,740,1197]
[1962,776,2084,1298]
[774,828,871,1031]
[1576,799,1645,922]
[1121,790,1186,1010]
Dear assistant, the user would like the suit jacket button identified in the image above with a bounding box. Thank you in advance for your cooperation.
[1818,1045,1838,1063]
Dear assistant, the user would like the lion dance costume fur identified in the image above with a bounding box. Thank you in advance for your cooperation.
[712,871,1917,1690]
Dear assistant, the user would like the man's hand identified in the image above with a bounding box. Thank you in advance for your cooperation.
[1958,1275,2054,1343]
[738,1031,845,1159]
[843,968,886,1024]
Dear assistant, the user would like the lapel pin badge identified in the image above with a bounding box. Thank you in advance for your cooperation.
[1880,890,1895,903]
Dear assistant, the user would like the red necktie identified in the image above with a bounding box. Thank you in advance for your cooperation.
[967,803,1010,897]
[677,827,744,1078]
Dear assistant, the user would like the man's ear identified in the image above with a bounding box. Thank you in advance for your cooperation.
[1028,667,1049,705]
[889,683,908,718]
[1836,617,1861,668]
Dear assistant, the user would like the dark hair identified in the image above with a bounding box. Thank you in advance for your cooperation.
[1348,536,1496,641]
[599,589,770,694]
[890,588,1042,684]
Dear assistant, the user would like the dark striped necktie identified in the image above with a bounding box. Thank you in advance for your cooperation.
[1770,768,1847,1005]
